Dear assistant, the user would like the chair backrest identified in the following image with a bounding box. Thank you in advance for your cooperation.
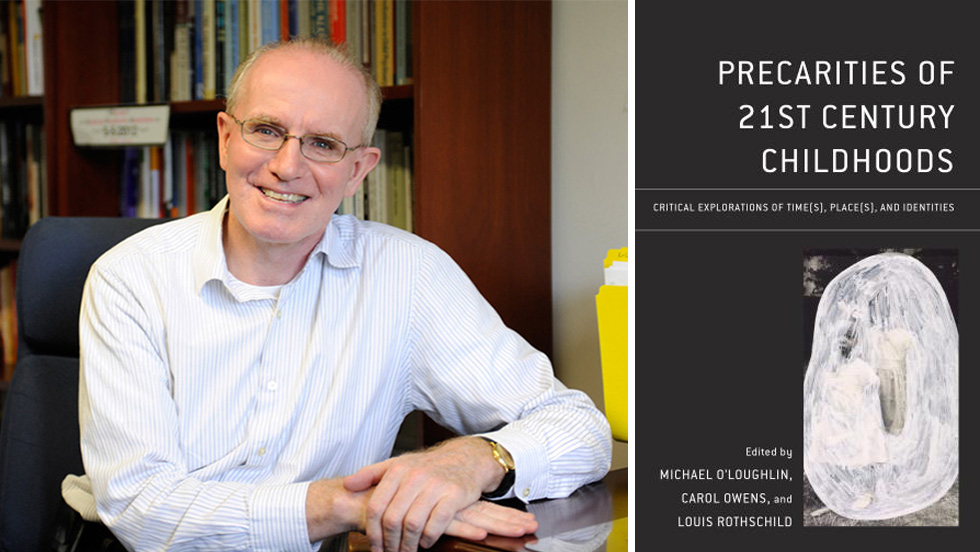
[0,217,165,552]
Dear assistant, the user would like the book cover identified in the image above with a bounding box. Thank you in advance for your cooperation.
[643,0,976,542]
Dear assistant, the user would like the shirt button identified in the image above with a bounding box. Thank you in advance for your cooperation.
[275,309,283,319]
[522,488,531,498]
[257,447,267,456]
[266,380,279,391]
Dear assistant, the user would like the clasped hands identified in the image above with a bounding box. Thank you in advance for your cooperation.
[310,436,537,552]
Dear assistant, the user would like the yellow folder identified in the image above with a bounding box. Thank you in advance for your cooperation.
[596,247,628,442]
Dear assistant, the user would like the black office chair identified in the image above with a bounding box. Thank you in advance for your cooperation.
[0,217,165,552]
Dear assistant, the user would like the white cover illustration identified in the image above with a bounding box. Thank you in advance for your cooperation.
[804,253,958,520]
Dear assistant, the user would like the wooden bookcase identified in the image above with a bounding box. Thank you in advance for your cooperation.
[35,0,553,387]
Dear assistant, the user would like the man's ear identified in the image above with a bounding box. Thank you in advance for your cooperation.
[216,112,234,171]
[344,146,382,197]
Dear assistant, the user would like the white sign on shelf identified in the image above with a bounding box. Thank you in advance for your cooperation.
[70,104,171,147]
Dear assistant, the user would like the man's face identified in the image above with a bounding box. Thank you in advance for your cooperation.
[217,48,379,253]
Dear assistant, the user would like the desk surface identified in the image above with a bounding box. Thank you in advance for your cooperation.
[348,468,629,552]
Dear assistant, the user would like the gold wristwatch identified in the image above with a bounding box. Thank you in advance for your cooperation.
[480,437,515,498]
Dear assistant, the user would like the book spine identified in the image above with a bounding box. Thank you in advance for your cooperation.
[120,147,140,217]
[346,0,360,62]
[8,1,23,96]
[184,133,196,215]
[394,0,410,85]
[296,0,310,38]
[225,0,238,93]
[202,0,215,99]
[22,0,42,95]
[215,0,226,97]
[151,0,166,102]
[311,0,327,39]
[192,0,203,99]
[329,0,345,44]
[119,0,136,103]
[248,0,262,54]
[135,0,147,103]
[261,0,278,46]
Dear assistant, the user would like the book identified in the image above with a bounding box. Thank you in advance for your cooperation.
[310,0,328,39]
[0,261,16,368]
[215,0,226,97]
[120,147,140,217]
[345,0,361,62]
[329,0,345,45]
[193,0,204,99]
[24,122,40,226]
[260,0,278,46]
[173,4,193,101]
[22,0,42,95]
[119,0,136,102]
[373,0,393,86]
[134,0,147,103]
[150,0,167,103]
[6,0,23,96]
[224,0,239,93]
[394,0,410,85]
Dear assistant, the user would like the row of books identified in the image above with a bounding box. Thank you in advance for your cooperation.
[120,131,227,219]
[0,120,43,239]
[124,0,412,104]
[122,128,413,233]
[0,0,42,98]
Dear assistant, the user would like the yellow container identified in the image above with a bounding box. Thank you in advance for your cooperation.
[596,248,628,442]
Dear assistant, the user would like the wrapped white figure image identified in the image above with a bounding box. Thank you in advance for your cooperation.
[803,253,958,520]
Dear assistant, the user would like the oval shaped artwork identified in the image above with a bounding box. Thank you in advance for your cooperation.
[803,252,958,520]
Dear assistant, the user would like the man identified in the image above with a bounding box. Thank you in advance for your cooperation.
[62,38,611,551]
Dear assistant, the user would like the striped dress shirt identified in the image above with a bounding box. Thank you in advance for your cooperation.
[62,197,612,551]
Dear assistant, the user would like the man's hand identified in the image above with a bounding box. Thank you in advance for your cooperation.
[343,437,536,551]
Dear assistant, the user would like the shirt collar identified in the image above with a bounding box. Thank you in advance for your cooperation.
[192,196,362,294]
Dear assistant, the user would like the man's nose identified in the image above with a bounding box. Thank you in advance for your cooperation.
[268,136,306,181]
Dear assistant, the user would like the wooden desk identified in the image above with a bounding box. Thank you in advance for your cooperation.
[348,468,629,552]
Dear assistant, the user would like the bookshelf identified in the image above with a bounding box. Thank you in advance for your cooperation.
[6,1,553,431]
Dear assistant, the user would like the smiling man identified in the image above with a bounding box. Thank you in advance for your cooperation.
[61,39,611,552]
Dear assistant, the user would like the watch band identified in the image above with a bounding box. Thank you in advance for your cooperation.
[480,437,516,499]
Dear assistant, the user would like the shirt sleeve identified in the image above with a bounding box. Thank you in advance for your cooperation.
[406,245,612,502]
[77,262,315,551]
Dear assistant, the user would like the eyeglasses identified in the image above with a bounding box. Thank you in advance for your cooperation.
[228,113,363,163]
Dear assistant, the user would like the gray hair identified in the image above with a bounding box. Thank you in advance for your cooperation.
[225,37,382,145]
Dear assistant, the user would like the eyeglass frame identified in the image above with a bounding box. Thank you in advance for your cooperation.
[226,113,366,164]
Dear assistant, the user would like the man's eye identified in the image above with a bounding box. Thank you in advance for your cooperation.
[308,137,339,151]
[250,124,283,138]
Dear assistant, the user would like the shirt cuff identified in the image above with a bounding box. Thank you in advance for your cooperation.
[248,481,316,551]
[479,427,548,503]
